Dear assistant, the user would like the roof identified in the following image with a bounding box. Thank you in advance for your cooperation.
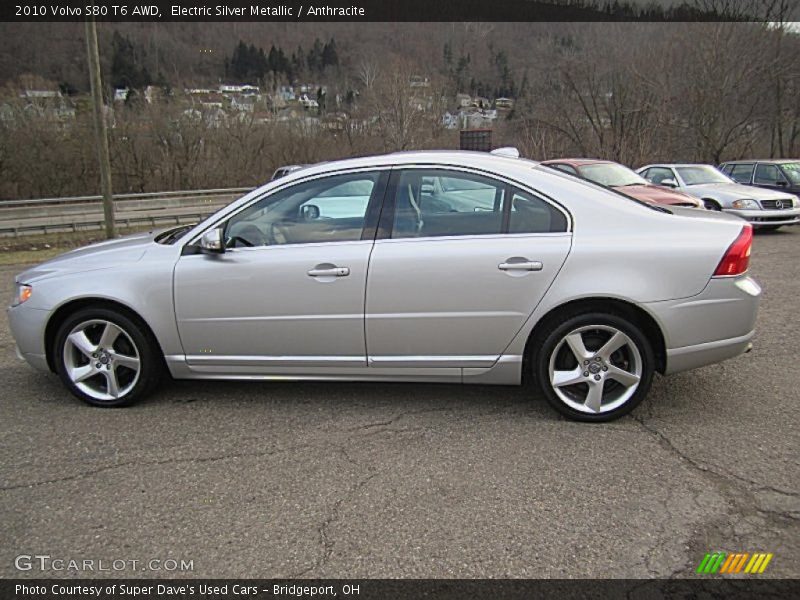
[721,158,800,164]
[540,158,614,167]
[638,163,714,168]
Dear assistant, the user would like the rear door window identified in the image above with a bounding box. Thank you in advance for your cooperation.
[754,164,784,185]
[390,170,505,238]
[389,169,568,239]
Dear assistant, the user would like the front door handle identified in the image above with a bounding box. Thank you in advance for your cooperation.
[498,260,543,272]
[307,266,350,277]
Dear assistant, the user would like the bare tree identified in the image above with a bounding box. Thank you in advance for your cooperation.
[359,60,447,152]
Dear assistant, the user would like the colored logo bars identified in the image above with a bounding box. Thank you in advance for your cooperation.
[697,552,773,574]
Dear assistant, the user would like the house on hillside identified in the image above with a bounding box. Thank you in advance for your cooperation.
[231,95,257,112]
[20,89,75,120]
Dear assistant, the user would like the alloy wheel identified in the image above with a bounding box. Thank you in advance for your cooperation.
[62,319,141,402]
[548,324,642,415]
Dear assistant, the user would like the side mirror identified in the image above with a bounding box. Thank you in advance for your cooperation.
[776,180,788,187]
[200,227,225,254]
[660,178,678,188]
[300,204,320,220]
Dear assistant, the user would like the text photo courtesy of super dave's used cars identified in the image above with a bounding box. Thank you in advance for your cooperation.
[9,149,778,422]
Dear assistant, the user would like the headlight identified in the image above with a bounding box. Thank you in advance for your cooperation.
[731,199,759,209]
[11,283,32,307]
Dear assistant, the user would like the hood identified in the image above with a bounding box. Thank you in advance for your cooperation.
[15,230,157,284]
[613,184,702,207]
[684,182,796,202]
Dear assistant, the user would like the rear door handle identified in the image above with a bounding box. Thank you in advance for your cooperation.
[307,266,350,277]
[498,260,543,272]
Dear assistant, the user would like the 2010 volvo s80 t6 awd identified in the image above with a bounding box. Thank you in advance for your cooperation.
[8,151,761,421]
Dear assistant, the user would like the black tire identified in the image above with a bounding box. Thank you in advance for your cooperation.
[53,307,162,407]
[532,311,655,422]
[703,199,721,211]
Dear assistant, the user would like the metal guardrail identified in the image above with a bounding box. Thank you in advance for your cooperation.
[3,211,214,237]
[0,187,253,208]
[0,187,255,237]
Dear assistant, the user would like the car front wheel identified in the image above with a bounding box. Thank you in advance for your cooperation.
[533,312,655,422]
[54,307,162,407]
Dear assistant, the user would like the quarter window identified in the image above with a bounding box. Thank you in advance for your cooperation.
[509,189,568,233]
[225,172,380,247]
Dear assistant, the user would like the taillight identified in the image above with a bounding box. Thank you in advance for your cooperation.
[713,225,752,277]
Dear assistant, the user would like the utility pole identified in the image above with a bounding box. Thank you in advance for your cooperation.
[85,11,116,239]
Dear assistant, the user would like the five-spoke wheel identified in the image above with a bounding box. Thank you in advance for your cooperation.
[534,312,654,421]
[55,307,161,407]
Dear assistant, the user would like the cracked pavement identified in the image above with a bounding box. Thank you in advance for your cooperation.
[1,229,798,579]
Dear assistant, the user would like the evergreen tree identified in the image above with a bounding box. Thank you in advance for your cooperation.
[307,38,324,74]
[321,38,339,69]
[110,31,151,89]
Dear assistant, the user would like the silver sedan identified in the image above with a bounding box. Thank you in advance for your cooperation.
[637,163,800,230]
[8,151,761,421]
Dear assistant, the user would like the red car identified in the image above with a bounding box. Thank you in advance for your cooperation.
[541,158,704,208]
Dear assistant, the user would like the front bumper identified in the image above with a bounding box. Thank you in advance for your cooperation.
[723,207,800,227]
[645,275,761,375]
[7,304,51,372]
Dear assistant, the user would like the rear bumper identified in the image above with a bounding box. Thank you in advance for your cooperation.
[645,275,761,375]
[723,207,800,227]
[665,331,754,374]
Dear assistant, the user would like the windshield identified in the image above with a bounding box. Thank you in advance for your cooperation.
[675,166,732,186]
[578,163,648,187]
[781,163,800,184]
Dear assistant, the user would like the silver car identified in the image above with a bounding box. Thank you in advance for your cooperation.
[637,163,800,230]
[8,151,761,422]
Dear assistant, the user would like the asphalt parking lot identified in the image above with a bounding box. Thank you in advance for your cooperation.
[1,229,798,580]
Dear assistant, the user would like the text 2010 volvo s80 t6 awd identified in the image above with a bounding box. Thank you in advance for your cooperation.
[8,151,760,421]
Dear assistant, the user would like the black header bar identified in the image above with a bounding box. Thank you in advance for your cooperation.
[0,0,787,23]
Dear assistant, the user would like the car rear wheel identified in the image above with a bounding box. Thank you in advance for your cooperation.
[54,307,162,407]
[533,312,655,422]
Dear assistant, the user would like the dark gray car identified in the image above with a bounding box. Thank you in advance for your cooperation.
[720,159,800,197]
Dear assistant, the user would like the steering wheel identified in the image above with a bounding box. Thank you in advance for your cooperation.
[228,224,266,247]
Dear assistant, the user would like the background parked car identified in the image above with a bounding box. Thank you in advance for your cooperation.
[541,158,703,208]
[637,163,800,230]
[271,164,307,180]
[719,159,800,197]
